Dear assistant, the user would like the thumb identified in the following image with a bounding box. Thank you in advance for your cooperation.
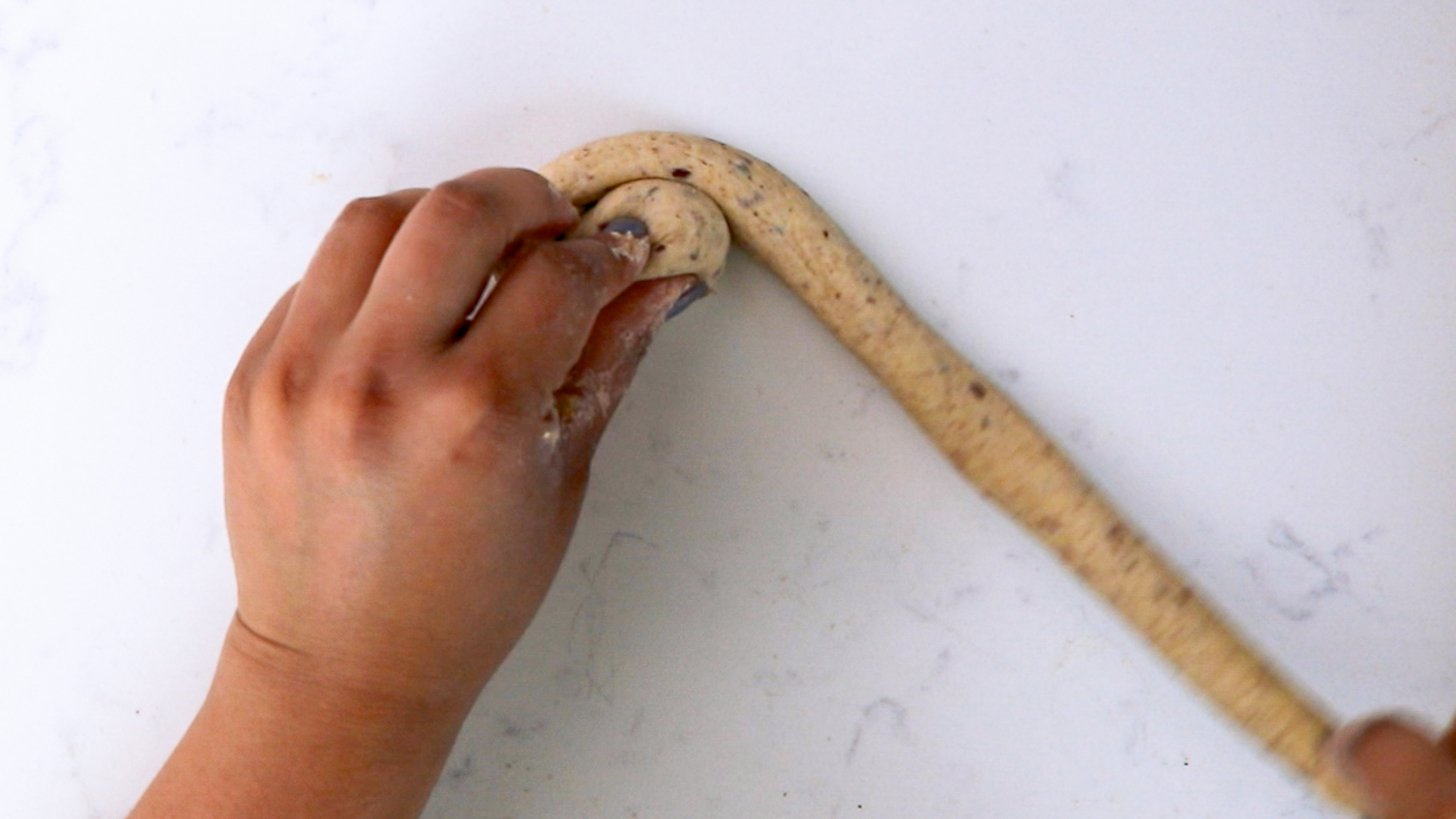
[554,274,708,468]
[1329,716,1456,818]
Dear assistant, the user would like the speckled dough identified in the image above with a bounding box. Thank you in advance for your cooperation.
[543,132,1361,812]
[570,179,730,287]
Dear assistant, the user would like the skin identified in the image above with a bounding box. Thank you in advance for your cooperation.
[1330,717,1456,818]
[132,167,696,817]
[126,157,1450,817]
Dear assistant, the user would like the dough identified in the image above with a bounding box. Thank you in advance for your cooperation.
[543,132,1359,811]
[570,179,730,287]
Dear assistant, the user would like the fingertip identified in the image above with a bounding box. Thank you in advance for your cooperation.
[588,230,652,288]
[1330,715,1430,771]
[1328,715,1456,817]
[1326,718,1382,808]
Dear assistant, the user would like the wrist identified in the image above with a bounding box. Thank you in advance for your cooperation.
[218,611,477,737]
[134,614,473,818]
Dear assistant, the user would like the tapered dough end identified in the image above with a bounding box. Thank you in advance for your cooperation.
[569,179,730,288]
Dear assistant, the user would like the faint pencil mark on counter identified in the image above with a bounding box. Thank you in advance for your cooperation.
[896,584,977,641]
[1,85,57,374]
[844,697,911,764]
[1405,106,1456,148]
[497,714,548,741]
[1048,158,1089,214]
[1345,200,1392,270]
[443,753,476,784]
[0,276,46,373]
[1240,521,1379,622]
[566,531,663,703]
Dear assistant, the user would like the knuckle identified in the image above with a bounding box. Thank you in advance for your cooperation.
[465,167,555,202]
[424,178,497,225]
[307,362,400,452]
[424,169,565,229]
[253,355,314,412]
[467,359,549,423]
[319,360,395,416]
[223,340,311,429]
[220,355,313,443]
[336,194,411,229]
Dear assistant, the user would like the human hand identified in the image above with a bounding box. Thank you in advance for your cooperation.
[223,168,698,708]
[135,167,701,817]
[1328,715,1456,818]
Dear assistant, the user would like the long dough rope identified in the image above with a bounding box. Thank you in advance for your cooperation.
[543,132,1360,811]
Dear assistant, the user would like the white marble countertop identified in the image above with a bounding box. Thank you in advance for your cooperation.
[3,2,1453,816]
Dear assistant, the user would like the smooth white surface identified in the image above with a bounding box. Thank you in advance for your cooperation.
[3,1,1453,816]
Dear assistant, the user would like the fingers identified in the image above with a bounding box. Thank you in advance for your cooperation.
[1329,716,1456,818]
[278,189,428,347]
[556,275,703,471]
[232,282,300,380]
[449,231,651,416]
[352,168,579,353]
[261,170,691,447]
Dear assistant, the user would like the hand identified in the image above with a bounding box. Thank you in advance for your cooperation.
[223,168,693,706]
[1329,715,1456,818]
[135,168,700,817]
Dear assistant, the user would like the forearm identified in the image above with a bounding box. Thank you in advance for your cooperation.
[132,616,468,818]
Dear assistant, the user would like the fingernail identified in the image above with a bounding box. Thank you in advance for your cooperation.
[600,216,649,239]
[666,278,710,320]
